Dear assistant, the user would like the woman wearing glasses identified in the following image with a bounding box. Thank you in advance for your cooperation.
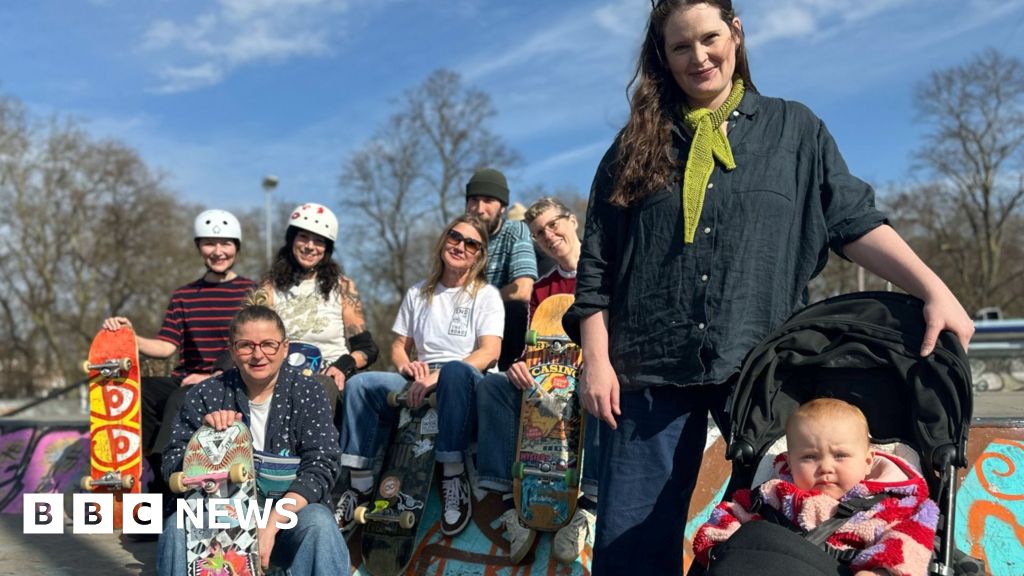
[565,1,974,574]
[336,214,504,538]
[475,197,600,564]
[158,304,348,576]
[259,203,378,403]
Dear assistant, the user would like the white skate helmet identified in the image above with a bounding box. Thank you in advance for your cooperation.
[193,209,242,245]
[289,203,338,242]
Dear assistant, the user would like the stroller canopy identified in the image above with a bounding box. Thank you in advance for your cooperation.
[727,291,973,493]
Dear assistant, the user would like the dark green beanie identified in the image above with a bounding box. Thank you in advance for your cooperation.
[466,168,509,205]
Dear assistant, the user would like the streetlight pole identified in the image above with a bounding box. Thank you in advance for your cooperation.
[262,175,278,270]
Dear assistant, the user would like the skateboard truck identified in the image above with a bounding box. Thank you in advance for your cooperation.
[386,390,438,409]
[525,331,575,354]
[169,464,250,494]
[513,462,579,484]
[353,503,417,530]
[82,358,133,379]
[81,470,136,491]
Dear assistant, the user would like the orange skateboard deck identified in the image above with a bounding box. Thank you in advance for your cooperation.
[170,421,261,576]
[81,326,143,529]
[513,294,585,531]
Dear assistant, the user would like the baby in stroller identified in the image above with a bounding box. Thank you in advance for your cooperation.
[687,292,979,576]
[693,398,939,576]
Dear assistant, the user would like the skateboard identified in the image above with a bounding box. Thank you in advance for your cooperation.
[513,294,585,531]
[286,342,323,377]
[170,421,260,576]
[81,326,143,530]
[356,388,439,576]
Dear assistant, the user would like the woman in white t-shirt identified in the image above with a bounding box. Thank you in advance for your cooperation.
[336,214,504,538]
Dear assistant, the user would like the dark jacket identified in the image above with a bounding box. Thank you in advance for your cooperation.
[161,366,341,507]
[564,91,888,390]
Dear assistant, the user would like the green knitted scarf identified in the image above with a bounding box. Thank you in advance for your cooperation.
[680,79,745,243]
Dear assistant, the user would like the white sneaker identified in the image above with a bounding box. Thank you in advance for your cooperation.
[500,508,536,564]
[552,507,595,563]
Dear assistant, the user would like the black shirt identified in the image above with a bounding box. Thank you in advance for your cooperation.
[564,91,888,390]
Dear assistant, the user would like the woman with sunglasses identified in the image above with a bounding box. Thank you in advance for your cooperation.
[336,214,504,538]
[259,203,378,404]
[157,304,347,576]
[565,2,974,574]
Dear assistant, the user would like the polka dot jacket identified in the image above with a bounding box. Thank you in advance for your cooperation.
[160,366,342,507]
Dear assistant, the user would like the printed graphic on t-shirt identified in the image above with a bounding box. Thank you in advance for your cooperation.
[448,306,471,337]
[279,291,329,337]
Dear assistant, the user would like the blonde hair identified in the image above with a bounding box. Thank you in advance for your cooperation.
[785,398,870,446]
[421,214,490,304]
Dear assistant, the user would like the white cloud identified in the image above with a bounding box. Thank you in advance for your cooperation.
[141,0,357,93]
[150,63,225,94]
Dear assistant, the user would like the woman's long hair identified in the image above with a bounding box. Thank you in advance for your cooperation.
[611,0,756,207]
[421,214,490,303]
[266,226,342,301]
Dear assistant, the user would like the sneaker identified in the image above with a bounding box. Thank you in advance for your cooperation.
[499,508,536,564]
[552,507,596,563]
[440,472,472,536]
[334,488,371,533]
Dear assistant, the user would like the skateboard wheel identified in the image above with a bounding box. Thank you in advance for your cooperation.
[228,463,249,484]
[117,358,132,373]
[399,511,416,530]
[525,330,539,346]
[565,469,578,485]
[354,505,368,525]
[512,462,525,479]
[121,475,136,490]
[427,394,437,408]
[386,391,400,408]
[80,476,94,492]
[81,360,91,374]
[169,472,187,494]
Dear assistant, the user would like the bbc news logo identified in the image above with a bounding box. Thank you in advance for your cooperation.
[23,494,298,534]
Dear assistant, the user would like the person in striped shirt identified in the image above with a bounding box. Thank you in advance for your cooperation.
[102,209,256,486]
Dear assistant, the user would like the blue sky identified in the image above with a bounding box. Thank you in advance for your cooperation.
[3,0,1023,216]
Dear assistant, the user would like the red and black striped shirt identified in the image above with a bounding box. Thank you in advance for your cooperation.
[156,276,257,377]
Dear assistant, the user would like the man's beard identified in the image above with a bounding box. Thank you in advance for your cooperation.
[484,215,503,237]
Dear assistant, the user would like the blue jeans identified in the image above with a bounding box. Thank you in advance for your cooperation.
[475,372,599,497]
[157,502,349,576]
[340,361,481,468]
[591,384,730,576]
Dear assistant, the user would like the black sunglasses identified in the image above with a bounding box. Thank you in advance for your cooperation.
[445,229,483,255]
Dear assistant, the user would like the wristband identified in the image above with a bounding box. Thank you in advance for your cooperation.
[331,354,358,379]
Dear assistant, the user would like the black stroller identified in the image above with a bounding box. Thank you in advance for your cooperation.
[695,292,981,576]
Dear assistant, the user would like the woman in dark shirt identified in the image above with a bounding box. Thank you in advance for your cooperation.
[563,2,974,574]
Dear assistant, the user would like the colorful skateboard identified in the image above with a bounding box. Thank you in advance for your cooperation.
[81,326,143,530]
[513,294,585,531]
[357,388,439,576]
[170,421,260,576]
[286,342,323,377]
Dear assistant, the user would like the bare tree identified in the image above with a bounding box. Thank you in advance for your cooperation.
[0,95,201,393]
[339,69,520,367]
[910,48,1024,314]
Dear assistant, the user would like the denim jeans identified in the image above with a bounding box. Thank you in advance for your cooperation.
[475,372,599,496]
[339,361,481,469]
[591,384,730,576]
[157,502,349,576]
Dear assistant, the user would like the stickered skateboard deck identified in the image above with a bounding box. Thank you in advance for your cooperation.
[81,326,143,529]
[170,421,261,576]
[513,294,585,531]
[285,342,323,377]
[357,389,439,576]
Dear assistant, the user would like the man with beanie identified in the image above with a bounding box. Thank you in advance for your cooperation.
[465,168,537,370]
